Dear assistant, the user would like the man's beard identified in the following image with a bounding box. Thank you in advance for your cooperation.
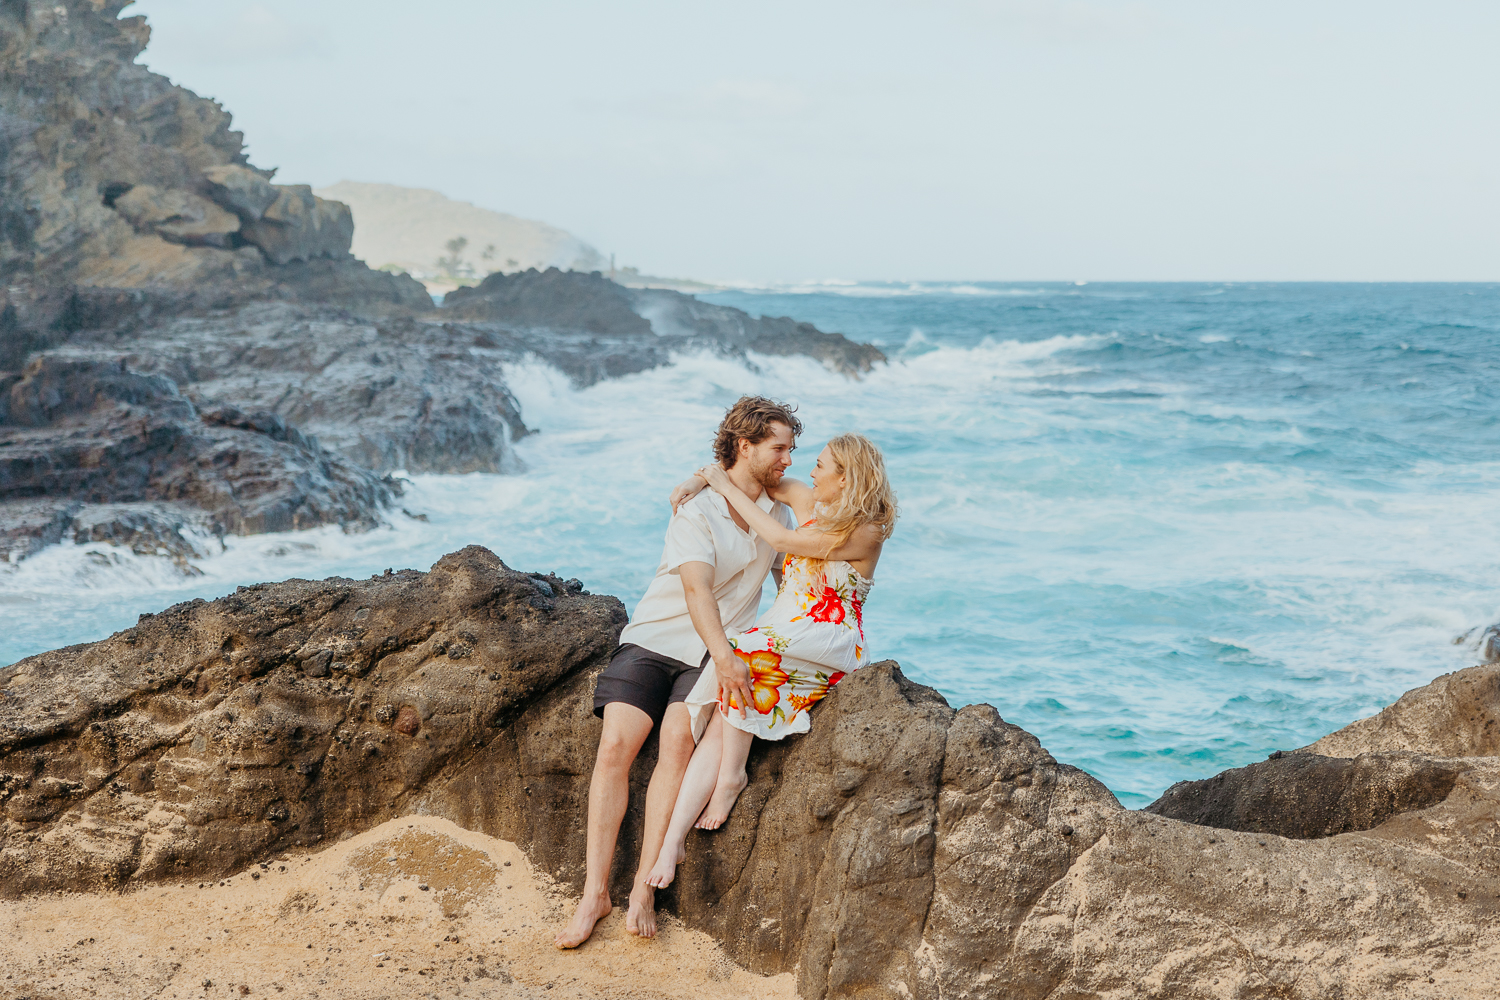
[747,454,784,490]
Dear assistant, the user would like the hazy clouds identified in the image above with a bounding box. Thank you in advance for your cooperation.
[128,0,1499,281]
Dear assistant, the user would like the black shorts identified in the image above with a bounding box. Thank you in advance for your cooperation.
[592,643,706,729]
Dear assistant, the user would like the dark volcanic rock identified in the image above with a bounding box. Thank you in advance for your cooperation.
[443,266,652,336]
[57,302,530,476]
[3,549,1500,996]
[0,498,215,570]
[0,354,395,559]
[1144,749,1467,838]
[444,267,886,381]
[633,285,887,376]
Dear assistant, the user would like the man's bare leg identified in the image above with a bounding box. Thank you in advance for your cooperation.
[695,722,754,830]
[626,702,696,938]
[555,703,654,949]
[645,713,726,889]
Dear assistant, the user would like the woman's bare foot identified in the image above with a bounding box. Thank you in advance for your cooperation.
[554,890,611,949]
[643,842,684,890]
[694,772,748,830]
[625,881,658,937]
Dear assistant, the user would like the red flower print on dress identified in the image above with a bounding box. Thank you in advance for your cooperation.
[808,587,846,624]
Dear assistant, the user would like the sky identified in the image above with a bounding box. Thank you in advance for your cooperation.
[126,1,1499,282]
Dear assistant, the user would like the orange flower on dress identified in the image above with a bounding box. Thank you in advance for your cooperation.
[785,670,848,722]
[723,648,789,715]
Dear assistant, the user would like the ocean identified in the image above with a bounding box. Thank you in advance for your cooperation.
[6,281,1498,807]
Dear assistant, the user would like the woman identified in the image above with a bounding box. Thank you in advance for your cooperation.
[645,433,898,889]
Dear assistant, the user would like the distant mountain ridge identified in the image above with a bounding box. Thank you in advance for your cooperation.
[315,181,606,281]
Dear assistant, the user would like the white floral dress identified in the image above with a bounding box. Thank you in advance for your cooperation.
[685,519,873,741]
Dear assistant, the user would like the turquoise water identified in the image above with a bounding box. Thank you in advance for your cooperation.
[6,282,1498,806]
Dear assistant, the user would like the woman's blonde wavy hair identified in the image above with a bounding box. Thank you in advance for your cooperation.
[815,433,899,554]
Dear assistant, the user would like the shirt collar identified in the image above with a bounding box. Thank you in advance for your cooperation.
[705,490,775,518]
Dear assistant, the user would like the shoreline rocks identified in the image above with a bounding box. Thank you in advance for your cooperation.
[445,267,888,380]
[0,353,397,566]
[2,547,1497,997]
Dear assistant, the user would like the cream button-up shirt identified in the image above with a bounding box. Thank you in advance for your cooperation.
[618,489,796,669]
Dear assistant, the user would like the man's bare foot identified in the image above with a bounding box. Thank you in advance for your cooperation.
[554,891,611,949]
[643,842,684,890]
[694,772,748,830]
[626,881,658,937]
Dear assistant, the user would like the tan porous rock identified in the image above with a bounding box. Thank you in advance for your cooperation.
[2,548,1499,997]
[1305,663,1500,759]
[240,185,355,264]
[200,163,279,221]
[110,184,241,248]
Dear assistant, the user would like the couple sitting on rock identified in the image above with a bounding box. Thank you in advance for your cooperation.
[555,395,899,948]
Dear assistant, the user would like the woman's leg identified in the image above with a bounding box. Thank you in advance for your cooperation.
[695,722,755,830]
[643,713,725,888]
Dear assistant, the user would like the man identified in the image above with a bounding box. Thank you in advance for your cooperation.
[555,395,801,948]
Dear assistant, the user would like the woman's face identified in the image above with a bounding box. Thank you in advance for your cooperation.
[809,445,846,504]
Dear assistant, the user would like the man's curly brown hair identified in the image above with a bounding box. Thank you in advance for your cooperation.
[713,396,803,468]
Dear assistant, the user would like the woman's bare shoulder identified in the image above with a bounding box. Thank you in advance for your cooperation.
[770,477,814,504]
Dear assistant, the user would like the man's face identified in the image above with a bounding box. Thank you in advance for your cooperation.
[738,422,796,489]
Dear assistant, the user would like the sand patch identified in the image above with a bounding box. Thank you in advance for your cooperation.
[0,815,797,1000]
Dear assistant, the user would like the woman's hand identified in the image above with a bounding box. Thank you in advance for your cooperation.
[669,472,708,514]
[698,463,732,493]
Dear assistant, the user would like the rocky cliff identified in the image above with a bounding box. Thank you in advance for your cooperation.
[2,546,1496,998]
[0,0,430,339]
[0,1,888,569]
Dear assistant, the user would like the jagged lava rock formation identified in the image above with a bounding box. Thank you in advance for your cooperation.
[0,0,429,335]
[444,267,886,380]
[2,546,1497,998]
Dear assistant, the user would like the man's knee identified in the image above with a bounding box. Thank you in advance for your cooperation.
[596,703,653,771]
[656,706,696,769]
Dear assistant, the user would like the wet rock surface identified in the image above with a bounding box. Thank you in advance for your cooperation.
[0,354,396,562]
[55,302,533,477]
[3,546,1499,997]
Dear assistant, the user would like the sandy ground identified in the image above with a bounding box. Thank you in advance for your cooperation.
[0,816,797,1000]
